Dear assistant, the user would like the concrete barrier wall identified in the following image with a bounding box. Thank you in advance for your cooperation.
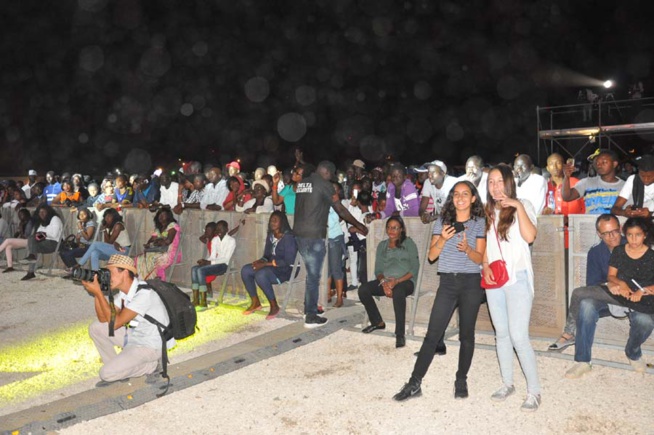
[4,206,651,349]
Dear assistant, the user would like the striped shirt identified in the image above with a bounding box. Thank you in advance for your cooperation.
[433,216,486,274]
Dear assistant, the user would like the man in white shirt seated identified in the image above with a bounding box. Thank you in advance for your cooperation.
[514,154,547,214]
[190,220,236,310]
[84,255,173,387]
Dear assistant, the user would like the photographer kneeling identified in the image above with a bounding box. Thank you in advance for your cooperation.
[83,254,173,387]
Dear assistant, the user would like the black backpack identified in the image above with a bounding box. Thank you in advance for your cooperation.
[137,279,198,395]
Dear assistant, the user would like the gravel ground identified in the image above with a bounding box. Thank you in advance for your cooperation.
[1,268,653,434]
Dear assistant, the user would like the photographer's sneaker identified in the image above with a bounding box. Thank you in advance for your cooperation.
[304,314,328,328]
[95,378,130,388]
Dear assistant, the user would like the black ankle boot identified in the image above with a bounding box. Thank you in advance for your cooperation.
[396,336,406,348]
[393,377,422,401]
[454,379,468,399]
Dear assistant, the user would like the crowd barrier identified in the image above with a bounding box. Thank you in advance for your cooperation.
[2,206,651,350]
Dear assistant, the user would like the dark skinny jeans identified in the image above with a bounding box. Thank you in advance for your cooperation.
[358,279,414,337]
[412,273,485,382]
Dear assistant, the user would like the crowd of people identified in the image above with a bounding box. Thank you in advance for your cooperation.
[1,147,653,410]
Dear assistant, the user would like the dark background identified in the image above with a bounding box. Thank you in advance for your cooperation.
[1,0,652,176]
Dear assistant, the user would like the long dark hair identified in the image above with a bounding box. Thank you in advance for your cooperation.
[102,208,123,228]
[34,204,57,226]
[623,217,653,245]
[484,164,517,241]
[441,180,485,226]
[386,216,407,247]
[268,210,292,235]
[77,207,93,222]
[153,207,176,232]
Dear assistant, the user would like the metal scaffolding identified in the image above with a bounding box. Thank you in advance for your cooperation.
[536,96,654,165]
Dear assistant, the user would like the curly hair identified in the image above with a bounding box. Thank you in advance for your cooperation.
[153,207,176,232]
[440,180,486,226]
[484,164,517,241]
[102,208,124,228]
[34,204,57,226]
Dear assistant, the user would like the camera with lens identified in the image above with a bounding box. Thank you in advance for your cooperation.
[72,268,112,293]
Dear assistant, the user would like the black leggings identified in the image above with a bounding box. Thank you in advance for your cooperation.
[358,279,414,337]
[412,273,484,382]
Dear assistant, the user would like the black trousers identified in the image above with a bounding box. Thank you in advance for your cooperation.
[358,279,414,337]
[412,273,484,382]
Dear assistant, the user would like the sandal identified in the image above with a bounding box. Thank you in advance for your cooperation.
[327,288,336,303]
[548,334,575,351]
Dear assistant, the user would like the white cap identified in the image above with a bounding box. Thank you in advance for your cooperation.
[431,160,447,174]
[28,170,37,176]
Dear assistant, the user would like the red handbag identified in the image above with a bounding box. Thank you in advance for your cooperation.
[481,220,509,289]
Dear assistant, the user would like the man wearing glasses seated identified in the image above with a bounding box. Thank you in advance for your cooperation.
[549,214,626,351]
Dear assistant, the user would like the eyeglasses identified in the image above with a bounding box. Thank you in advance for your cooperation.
[599,229,621,238]
[387,226,402,231]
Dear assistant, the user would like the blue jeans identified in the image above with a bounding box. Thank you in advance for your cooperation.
[486,270,541,396]
[241,264,281,302]
[327,235,346,280]
[191,263,228,293]
[575,298,654,362]
[296,237,326,317]
[77,242,129,271]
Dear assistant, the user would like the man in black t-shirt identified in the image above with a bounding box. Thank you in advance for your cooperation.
[294,161,368,327]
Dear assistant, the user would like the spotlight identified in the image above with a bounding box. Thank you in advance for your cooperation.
[603,80,614,89]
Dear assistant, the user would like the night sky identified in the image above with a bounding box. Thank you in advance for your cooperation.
[1,0,652,176]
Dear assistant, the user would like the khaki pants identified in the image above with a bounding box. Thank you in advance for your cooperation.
[89,321,160,382]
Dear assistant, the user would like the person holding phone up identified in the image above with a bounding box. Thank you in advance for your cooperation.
[393,181,487,402]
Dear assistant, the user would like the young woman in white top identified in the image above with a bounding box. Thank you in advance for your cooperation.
[482,164,541,412]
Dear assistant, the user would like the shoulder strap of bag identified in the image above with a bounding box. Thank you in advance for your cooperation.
[492,219,505,261]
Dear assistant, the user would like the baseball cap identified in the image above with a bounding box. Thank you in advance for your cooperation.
[431,160,447,174]
[352,159,365,169]
[226,161,241,171]
[28,170,37,176]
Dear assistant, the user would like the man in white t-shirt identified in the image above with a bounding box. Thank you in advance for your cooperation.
[156,172,180,209]
[84,255,172,387]
[22,169,37,199]
[611,154,654,218]
[514,154,547,215]
[200,166,229,211]
[419,160,458,223]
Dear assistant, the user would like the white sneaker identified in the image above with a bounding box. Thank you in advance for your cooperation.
[520,394,541,412]
[565,362,592,379]
[491,384,515,401]
[629,358,647,373]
